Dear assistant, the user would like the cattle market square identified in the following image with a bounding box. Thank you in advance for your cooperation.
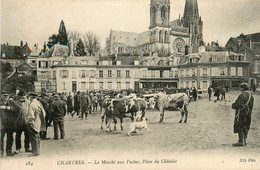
[1,0,260,169]
[1,91,259,161]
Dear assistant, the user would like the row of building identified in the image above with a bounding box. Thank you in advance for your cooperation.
[1,0,259,93]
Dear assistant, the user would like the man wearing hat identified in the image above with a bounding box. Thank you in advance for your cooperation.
[231,83,254,146]
[50,94,66,140]
[0,91,19,156]
[14,91,31,154]
[27,92,46,156]
[38,93,50,140]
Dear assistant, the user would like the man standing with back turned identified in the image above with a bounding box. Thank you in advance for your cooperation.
[27,92,46,156]
[50,94,66,140]
[232,83,254,147]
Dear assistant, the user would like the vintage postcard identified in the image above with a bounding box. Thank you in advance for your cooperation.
[1,0,260,169]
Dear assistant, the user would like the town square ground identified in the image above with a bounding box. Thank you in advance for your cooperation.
[1,91,260,170]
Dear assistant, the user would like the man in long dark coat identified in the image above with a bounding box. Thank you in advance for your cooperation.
[231,83,254,146]
[72,91,81,117]
[0,91,19,156]
[50,94,66,140]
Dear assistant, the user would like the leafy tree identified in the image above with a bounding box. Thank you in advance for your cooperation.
[83,32,100,56]
[57,20,68,46]
[47,34,58,49]
[75,39,87,56]
[1,61,13,80]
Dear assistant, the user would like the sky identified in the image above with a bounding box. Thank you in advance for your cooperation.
[1,0,260,49]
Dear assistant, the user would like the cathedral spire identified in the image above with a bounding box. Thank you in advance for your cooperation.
[183,0,199,27]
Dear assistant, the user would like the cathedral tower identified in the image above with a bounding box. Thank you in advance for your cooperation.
[150,0,170,29]
[182,0,203,51]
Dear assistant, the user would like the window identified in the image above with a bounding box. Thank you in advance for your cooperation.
[81,82,86,89]
[39,61,48,68]
[192,81,196,88]
[72,70,76,78]
[32,60,36,63]
[160,71,163,78]
[143,70,147,77]
[175,70,179,78]
[220,68,225,76]
[117,82,121,89]
[99,70,103,77]
[90,70,95,77]
[62,70,68,78]
[81,70,86,78]
[169,70,173,77]
[126,82,130,89]
[180,70,184,77]
[231,67,236,76]
[108,70,112,77]
[99,82,103,90]
[203,68,207,76]
[238,67,243,76]
[108,82,112,89]
[89,82,94,89]
[192,68,196,76]
[186,81,190,88]
[62,82,66,90]
[186,69,190,77]
[126,70,130,77]
[151,70,155,77]
[117,70,121,77]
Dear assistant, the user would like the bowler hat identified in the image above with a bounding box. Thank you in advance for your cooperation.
[239,82,249,90]
[1,91,9,96]
[18,91,27,97]
[29,92,38,97]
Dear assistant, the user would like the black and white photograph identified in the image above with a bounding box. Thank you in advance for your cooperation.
[0,0,260,169]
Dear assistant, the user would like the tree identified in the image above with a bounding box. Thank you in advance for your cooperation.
[57,20,68,46]
[83,32,101,56]
[1,61,13,80]
[47,34,58,49]
[75,39,87,56]
[67,30,81,56]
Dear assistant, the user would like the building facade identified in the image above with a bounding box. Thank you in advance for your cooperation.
[106,0,203,56]
[34,44,69,93]
[225,32,260,88]
[178,51,249,90]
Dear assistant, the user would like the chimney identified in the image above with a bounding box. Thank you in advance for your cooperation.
[43,41,46,52]
[20,40,23,47]
[249,37,252,49]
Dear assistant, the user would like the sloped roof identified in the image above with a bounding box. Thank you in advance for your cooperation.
[58,56,98,66]
[39,44,69,58]
[251,42,260,55]
[248,32,260,42]
[117,56,139,65]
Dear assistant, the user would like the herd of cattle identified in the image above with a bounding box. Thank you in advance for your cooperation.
[100,93,189,132]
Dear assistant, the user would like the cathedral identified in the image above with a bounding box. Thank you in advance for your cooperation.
[106,0,203,56]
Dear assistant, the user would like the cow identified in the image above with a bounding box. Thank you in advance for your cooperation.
[126,98,147,121]
[104,97,147,132]
[100,98,115,131]
[153,93,189,123]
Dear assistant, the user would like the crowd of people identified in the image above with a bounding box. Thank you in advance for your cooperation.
[0,90,105,157]
[0,83,255,157]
